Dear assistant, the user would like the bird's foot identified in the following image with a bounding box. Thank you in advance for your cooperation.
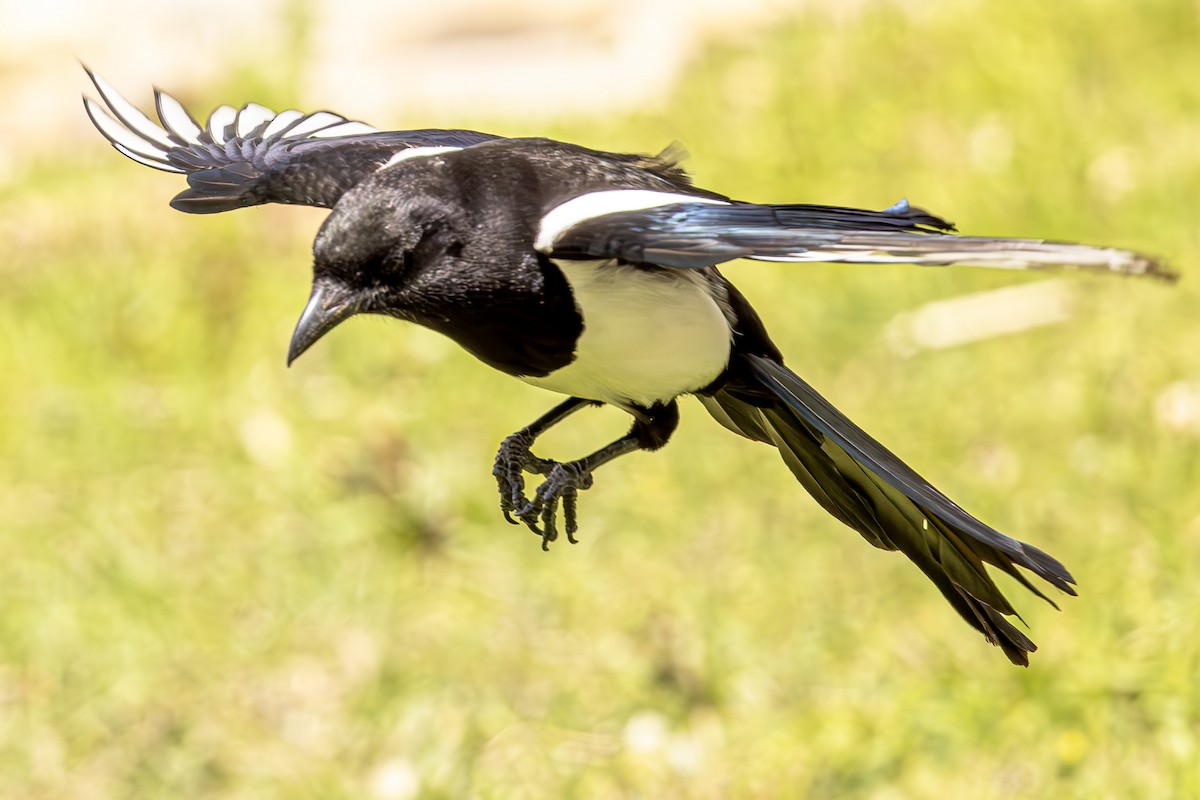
[493,431,552,523]
[492,433,593,549]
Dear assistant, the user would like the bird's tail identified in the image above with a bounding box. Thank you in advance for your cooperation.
[700,353,1076,665]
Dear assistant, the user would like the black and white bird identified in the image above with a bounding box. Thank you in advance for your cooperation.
[83,69,1175,665]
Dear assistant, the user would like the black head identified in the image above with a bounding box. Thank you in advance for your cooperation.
[286,160,471,365]
[286,143,577,377]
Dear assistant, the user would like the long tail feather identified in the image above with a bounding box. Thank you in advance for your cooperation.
[701,353,1076,665]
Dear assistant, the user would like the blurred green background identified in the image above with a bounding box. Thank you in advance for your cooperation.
[3,0,1199,797]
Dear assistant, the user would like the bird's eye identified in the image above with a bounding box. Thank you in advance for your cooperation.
[372,250,413,282]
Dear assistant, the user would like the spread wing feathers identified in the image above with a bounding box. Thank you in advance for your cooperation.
[546,197,1175,282]
[82,67,500,213]
[700,353,1077,665]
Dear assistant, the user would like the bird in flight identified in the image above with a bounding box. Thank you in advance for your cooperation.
[83,68,1174,665]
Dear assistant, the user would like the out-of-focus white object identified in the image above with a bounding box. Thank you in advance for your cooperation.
[1155,380,1200,436]
[9,0,793,177]
[885,279,1075,357]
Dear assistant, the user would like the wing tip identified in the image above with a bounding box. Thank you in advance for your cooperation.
[1132,253,1180,284]
[82,66,188,171]
[885,197,957,233]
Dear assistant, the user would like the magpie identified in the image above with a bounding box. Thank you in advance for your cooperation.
[84,69,1175,665]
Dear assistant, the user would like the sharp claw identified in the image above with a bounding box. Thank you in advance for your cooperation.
[563,490,579,544]
[541,502,558,545]
[493,434,595,549]
[495,431,542,526]
[517,508,544,538]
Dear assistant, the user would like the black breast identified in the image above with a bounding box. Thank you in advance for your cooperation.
[395,148,594,378]
[416,252,583,378]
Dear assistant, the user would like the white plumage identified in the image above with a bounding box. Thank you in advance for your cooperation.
[534,189,726,252]
[521,259,731,408]
[383,147,463,168]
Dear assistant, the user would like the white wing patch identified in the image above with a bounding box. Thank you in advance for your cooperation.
[535,189,728,252]
[262,109,306,138]
[283,111,345,138]
[84,69,380,174]
[382,146,462,168]
[88,71,175,149]
[206,105,237,143]
[154,90,202,143]
[236,103,276,136]
[84,97,182,170]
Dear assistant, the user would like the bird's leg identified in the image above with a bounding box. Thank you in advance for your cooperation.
[510,400,681,550]
[521,436,638,549]
[494,397,596,525]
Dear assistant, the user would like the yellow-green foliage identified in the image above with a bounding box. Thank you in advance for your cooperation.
[2,1,1198,797]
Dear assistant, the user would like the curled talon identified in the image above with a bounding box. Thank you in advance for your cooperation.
[493,422,593,544]
[490,405,630,548]
[521,461,595,548]
[493,430,542,527]
[562,490,579,543]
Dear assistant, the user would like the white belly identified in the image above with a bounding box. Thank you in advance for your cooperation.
[520,260,732,408]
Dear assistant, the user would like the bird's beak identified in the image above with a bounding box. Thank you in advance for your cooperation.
[287,280,363,366]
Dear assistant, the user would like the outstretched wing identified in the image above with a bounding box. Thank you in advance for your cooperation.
[536,189,1175,282]
[82,67,500,213]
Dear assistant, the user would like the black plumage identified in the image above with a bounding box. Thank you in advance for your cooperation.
[84,69,1176,665]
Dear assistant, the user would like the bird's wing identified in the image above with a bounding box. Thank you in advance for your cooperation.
[537,189,1175,282]
[83,68,500,213]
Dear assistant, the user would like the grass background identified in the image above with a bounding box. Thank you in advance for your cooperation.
[3,0,1199,796]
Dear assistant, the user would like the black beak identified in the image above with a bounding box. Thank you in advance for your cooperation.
[287,280,363,366]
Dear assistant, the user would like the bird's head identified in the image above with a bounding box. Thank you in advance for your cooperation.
[287,173,468,366]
